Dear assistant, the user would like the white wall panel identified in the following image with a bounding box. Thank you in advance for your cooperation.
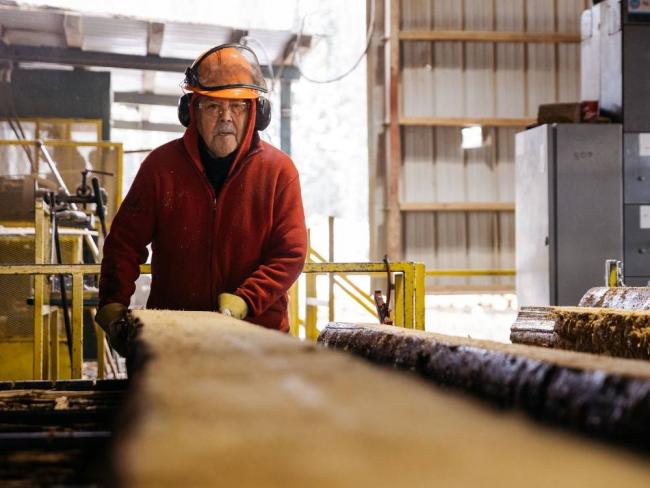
[403,127,436,202]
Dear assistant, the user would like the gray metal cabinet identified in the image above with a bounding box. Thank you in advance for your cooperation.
[516,124,623,306]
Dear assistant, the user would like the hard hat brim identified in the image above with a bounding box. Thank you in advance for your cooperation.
[192,87,260,100]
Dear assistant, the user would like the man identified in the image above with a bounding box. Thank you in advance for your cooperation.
[96,44,308,355]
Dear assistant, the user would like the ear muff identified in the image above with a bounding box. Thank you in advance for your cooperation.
[255,96,271,131]
[179,92,271,131]
[178,93,192,128]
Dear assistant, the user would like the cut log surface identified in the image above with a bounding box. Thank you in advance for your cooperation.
[111,311,650,488]
[511,306,650,359]
[319,322,650,448]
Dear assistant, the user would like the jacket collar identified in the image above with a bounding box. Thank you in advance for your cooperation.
[182,96,259,177]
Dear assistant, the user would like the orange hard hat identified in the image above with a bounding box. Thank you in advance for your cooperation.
[183,44,268,99]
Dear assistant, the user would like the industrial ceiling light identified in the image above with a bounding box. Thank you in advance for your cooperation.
[461,125,483,149]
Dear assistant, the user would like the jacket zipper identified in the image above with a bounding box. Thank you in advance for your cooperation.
[209,197,217,310]
[186,155,218,310]
[186,140,262,311]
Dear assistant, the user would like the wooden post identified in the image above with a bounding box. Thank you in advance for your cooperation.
[328,216,335,323]
[305,230,318,340]
[94,309,106,379]
[33,199,47,379]
[49,308,59,380]
[385,0,402,260]
[71,272,84,378]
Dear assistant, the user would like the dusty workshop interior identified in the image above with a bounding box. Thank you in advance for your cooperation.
[0,0,649,486]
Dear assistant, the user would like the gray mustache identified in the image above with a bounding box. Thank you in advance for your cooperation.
[216,123,236,135]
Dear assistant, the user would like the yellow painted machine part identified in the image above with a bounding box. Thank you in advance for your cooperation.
[0,338,72,380]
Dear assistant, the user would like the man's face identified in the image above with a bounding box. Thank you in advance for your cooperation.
[196,96,250,158]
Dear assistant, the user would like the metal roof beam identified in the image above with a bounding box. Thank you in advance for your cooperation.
[0,43,300,79]
[229,29,248,44]
[111,120,183,133]
[114,91,179,106]
[63,13,83,49]
[146,22,165,56]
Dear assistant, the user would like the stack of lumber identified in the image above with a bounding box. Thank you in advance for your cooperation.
[111,311,650,487]
[319,322,650,447]
[510,306,650,359]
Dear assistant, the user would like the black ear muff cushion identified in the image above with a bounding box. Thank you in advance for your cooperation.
[177,93,192,128]
[255,96,272,131]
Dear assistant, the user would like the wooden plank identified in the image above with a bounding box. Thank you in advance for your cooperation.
[399,116,534,127]
[112,311,650,486]
[146,22,165,57]
[399,30,581,43]
[510,305,650,360]
[400,201,515,211]
[319,322,650,448]
[63,14,83,49]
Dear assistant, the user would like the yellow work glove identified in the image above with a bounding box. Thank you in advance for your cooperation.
[95,303,137,357]
[218,293,248,320]
[95,303,127,332]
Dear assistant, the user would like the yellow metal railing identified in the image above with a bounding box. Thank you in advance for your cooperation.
[425,269,516,277]
[0,259,427,378]
[290,260,426,340]
[0,264,99,380]
[0,117,102,141]
[0,259,512,380]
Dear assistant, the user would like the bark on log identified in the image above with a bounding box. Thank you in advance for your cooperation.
[111,311,650,487]
[510,306,650,359]
[319,322,650,448]
[580,287,650,309]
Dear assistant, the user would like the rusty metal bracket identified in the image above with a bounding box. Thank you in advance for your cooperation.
[373,255,394,325]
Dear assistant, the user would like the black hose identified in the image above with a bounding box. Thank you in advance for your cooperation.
[91,177,107,239]
[53,213,74,364]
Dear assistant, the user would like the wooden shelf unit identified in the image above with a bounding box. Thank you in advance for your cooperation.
[400,202,515,212]
[371,0,588,268]
[399,117,534,128]
[399,30,581,44]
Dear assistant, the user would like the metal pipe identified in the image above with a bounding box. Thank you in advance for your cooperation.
[425,269,516,276]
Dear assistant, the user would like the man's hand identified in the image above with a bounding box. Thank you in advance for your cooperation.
[218,293,248,320]
[95,303,139,357]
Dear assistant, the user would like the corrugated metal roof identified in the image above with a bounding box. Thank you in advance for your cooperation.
[0,5,61,32]
[0,0,302,64]
[81,16,148,56]
[0,0,307,124]
[160,22,232,59]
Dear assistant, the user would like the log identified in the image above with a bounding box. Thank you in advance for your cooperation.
[319,322,650,448]
[580,287,650,309]
[111,311,650,487]
[510,306,650,359]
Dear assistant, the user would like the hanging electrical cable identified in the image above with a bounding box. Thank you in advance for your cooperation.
[292,0,376,84]
[240,35,277,91]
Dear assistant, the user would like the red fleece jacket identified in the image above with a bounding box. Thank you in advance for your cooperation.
[99,98,308,332]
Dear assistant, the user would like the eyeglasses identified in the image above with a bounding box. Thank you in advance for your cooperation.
[198,100,250,117]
